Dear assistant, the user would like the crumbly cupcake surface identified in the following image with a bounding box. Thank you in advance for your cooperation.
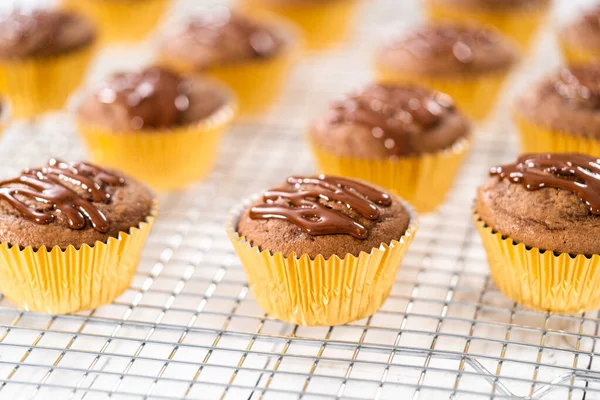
[517,66,600,138]
[237,175,410,258]
[0,158,153,249]
[477,153,600,255]
[377,24,518,76]
[561,6,600,50]
[160,11,287,69]
[309,83,470,158]
[77,66,228,131]
[0,10,96,59]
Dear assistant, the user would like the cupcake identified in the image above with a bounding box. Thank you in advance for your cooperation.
[227,174,418,326]
[515,65,600,156]
[158,10,298,115]
[308,83,471,213]
[61,0,170,44]
[559,6,600,66]
[238,0,357,50]
[423,0,551,52]
[0,158,157,314]
[76,66,236,191]
[475,153,600,313]
[375,24,518,121]
[0,9,97,118]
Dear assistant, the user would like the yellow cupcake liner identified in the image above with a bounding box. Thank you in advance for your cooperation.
[423,1,549,52]
[375,65,510,121]
[559,39,600,66]
[0,45,96,119]
[61,0,170,44]
[474,211,600,313]
[309,138,470,213]
[240,0,358,50]
[78,96,236,191]
[226,195,418,326]
[514,114,600,156]
[0,204,158,315]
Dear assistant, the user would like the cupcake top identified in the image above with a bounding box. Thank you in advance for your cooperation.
[477,153,600,255]
[309,83,470,158]
[425,0,549,10]
[77,66,230,131]
[517,65,600,138]
[0,9,96,59]
[376,24,518,76]
[159,11,289,70]
[561,6,600,51]
[237,175,411,259]
[0,158,153,250]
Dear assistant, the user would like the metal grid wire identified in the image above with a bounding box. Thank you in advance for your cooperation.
[0,0,598,399]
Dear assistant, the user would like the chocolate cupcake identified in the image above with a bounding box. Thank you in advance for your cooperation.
[76,66,236,191]
[560,5,600,65]
[159,10,298,115]
[375,24,518,121]
[0,158,157,314]
[423,0,551,52]
[0,9,97,118]
[308,83,471,213]
[227,175,418,326]
[475,153,600,313]
[514,65,600,156]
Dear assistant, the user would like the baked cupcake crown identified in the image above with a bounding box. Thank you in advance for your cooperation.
[250,175,392,239]
[554,66,600,104]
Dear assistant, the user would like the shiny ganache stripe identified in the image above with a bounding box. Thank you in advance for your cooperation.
[0,159,125,232]
[249,175,392,239]
[490,153,600,215]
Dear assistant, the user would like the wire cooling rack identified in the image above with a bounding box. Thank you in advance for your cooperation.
[0,0,598,399]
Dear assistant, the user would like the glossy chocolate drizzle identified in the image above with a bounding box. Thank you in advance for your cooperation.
[490,153,600,215]
[97,66,190,130]
[329,84,455,156]
[0,159,124,232]
[249,175,392,239]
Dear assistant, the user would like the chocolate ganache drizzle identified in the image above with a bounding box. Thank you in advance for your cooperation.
[490,153,600,215]
[329,84,455,156]
[0,159,124,232]
[249,175,392,239]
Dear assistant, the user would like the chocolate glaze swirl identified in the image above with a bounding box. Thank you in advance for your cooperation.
[0,159,125,232]
[249,175,392,239]
[328,84,455,156]
[490,153,600,215]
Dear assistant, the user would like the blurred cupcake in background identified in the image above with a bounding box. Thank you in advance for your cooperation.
[422,0,551,53]
[559,5,600,66]
[0,9,97,119]
[159,9,299,116]
[62,0,171,44]
[375,24,518,121]
[238,0,358,50]
[515,65,600,156]
[308,83,471,213]
[76,66,236,191]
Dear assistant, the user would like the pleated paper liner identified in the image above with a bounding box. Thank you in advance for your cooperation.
[0,45,96,119]
[61,0,170,44]
[0,203,158,315]
[559,39,600,66]
[423,0,549,52]
[474,211,600,313]
[78,93,236,191]
[515,114,600,156]
[239,0,358,50]
[309,138,470,213]
[226,196,418,326]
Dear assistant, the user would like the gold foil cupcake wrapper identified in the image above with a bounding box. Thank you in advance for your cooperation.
[375,66,510,121]
[309,138,470,213]
[474,211,600,313]
[0,45,96,118]
[78,92,236,191]
[226,194,418,326]
[0,203,158,315]
[515,114,600,156]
